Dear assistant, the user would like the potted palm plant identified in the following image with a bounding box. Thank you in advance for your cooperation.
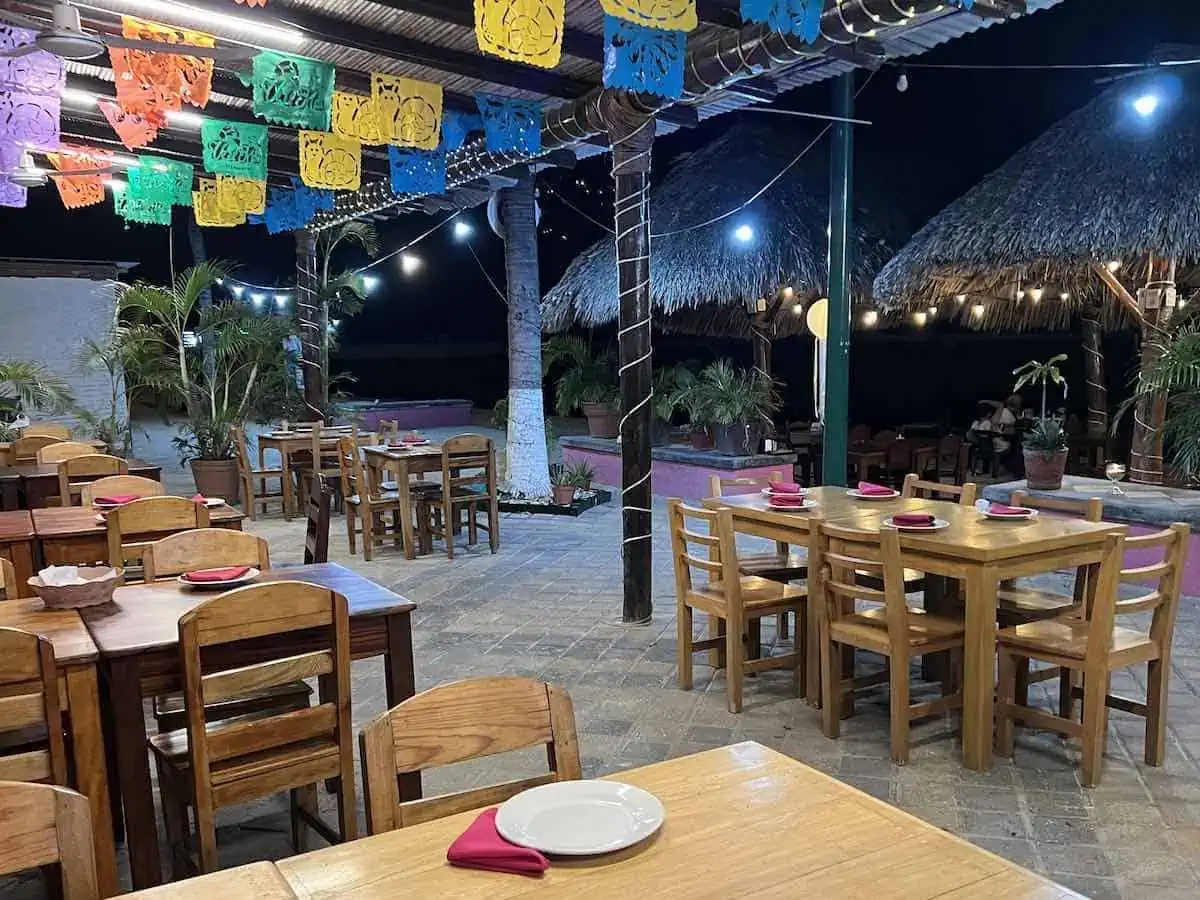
[1117,324,1200,481]
[651,363,694,446]
[0,360,74,440]
[119,263,292,499]
[543,336,619,438]
[691,360,781,456]
[550,464,577,505]
[1013,354,1069,490]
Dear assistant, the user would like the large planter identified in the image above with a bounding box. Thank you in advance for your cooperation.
[190,458,241,502]
[651,418,672,447]
[581,402,619,439]
[552,484,576,506]
[713,422,762,456]
[1023,449,1068,491]
[689,428,713,450]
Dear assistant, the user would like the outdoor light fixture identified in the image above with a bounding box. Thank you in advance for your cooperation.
[1029,288,1043,302]
[250,292,265,307]
[896,70,909,93]
[955,294,966,304]
[972,303,985,319]
[1132,93,1160,118]
[215,278,224,286]
[120,0,305,45]
[1060,291,1070,301]
[861,310,879,327]
[330,319,341,330]
[63,84,206,130]
[361,274,380,292]
[782,286,794,300]
[791,302,804,316]
[274,294,288,307]
[182,331,198,348]
[928,306,938,317]
[755,297,768,313]
[1016,289,1025,300]
[453,220,473,240]
[230,285,245,299]
[1107,260,1122,272]
[733,223,754,244]
[400,253,422,275]
[106,179,126,194]
[912,311,927,327]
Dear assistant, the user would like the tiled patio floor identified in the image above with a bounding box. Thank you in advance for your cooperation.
[4,423,1199,899]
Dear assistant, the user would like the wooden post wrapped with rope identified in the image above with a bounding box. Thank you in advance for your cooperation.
[1080,311,1107,437]
[1130,257,1176,485]
[295,227,324,421]
[604,95,655,625]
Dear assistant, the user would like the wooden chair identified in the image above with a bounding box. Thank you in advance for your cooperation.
[996,524,1190,786]
[36,442,99,465]
[150,581,357,874]
[79,474,163,507]
[848,424,871,446]
[377,420,400,444]
[900,473,978,506]
[812,516,964,764]
[304,473,332,564]
[0,627,68,786]
[0,782,98,900]
[106,496,210,573]
[233,426,285,520]
[359,676,581,834]
[339,436,404,561]
[424,434,500,560]
[669,499,806,713]
[300,426,344,513]
[22,422,72,439]
[0,558,22,600]
[56,454,127,506]
[11,435,62,463]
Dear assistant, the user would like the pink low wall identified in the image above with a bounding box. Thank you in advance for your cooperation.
[1123,522,1200,597]
[562,447,794,500]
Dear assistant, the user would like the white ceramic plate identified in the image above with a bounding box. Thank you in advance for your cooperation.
[760,487,809,497]
[883,516,950,532]
[982,508,1038,521]
[846,488,900,500]
[176,567,261,589]
[496,780,665,856]
[199,497,225,508]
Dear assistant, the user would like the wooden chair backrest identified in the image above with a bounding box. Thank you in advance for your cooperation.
[36,442,99,465]
[304,474,332,564]
[0,559,21,600]
[884,438,912,469]
[378,420,399,443]
[901,474,977,506]
[359,676,580,834]
[667,499,736,599]
[106,496,210,569]
[0,627,67,786]
[0,782,98,900]
[79,475,163,506]
[870,429,897,448]
[309,426,342,477]
[1010,490,1103,522]
[707,472,782,497]
[22,423,72,439]
[441,434,495,501]
[11,435,61,462]
[848,424,871,445]
[1115,523,1190,647]
[337,436,369,500]
[231,426,253,476]
[57,455,127,507]
[178,582,353,814]
[142,529,269,581]
[811,517,911,646]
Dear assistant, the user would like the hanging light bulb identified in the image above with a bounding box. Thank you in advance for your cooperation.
[781,286,794,300]
[928,306,938,317]
[1106,260,1122,272]
[896,69,909,93]
[972,303,985,319]
[1029,287,1044,303]
[791,302,804,316]
[1016,288,1026,300]
[955,294,966,304]
[1060,291,1070,301]
[861,310,879,327]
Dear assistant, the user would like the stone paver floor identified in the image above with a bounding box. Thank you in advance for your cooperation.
[4,421,1200,899]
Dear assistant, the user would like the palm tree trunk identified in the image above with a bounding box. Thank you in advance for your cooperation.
[187,217,216,382]
[499,169,551,498]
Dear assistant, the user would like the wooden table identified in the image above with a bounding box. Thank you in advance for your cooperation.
[362,444,444,560]
[275,741,1082,898]
[10,457,163,509]
[0,599,119,896]
[80,562,418,890]
[0,509,36,585]
[846,445,888,481]
[124,862,297,899]
[257,429,354,519]
[0,437,106,467]
[32,504,244,566]
[707,488,1122,771]
[0,466,20,510]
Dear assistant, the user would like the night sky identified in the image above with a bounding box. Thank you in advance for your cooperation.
[1,0,1196,423]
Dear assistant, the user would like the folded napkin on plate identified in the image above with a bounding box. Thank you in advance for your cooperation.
[857,482,895,496]
[447,808,548,877]
[769,494,807,505]
[94,495,138,505]
[768,481,803,494]
[892,514,935,527]
[182,566,251,583]
[988,503,1028,516]
[191,493,210,504]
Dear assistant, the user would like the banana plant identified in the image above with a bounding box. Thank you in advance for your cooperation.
[1013,353,1068,419]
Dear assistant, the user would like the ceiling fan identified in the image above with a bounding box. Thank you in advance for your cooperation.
[0,1,256,62]
[3,148,125,187]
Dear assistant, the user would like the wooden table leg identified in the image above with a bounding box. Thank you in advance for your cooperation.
[396,462,416,561]
[66,665,119,898]
[962,566,999,771]
[384,612,421,800]
[280,446,295,521]
[108,655,162,889]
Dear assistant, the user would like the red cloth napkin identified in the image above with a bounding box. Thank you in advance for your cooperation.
[402,433,425,443]
[182,566,251,583]
[94,495,138,505]
[892,514,935,527]
[447,808,548,877]
[857,482,895,496]
[769,494,807,506]
[191,494,210,504]
[768,481,803,494]
[989,503,1028,516]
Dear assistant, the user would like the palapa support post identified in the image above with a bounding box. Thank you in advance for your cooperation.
[295,227,325,421]
[1129,256,1176,485]
[1080,311,1108,437]
[821,73,855,487]
[603,93,655,625]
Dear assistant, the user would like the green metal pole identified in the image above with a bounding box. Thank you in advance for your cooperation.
[822,72,854,486]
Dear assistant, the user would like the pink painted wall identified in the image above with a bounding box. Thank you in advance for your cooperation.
[1123,522,1200,597]
[562,447,794,500]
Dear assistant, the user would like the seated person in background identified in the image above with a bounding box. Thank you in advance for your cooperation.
[966,402,996,475]
[991,395,1022,473]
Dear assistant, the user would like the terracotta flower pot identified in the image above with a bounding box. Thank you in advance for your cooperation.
[581,402,619,439]
[190,458,241,502]
[689,428,713,450]
[552,484,576,506]
[1023,449,1068,491]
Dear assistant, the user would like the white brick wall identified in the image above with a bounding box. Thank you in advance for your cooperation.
[0,275,127,431]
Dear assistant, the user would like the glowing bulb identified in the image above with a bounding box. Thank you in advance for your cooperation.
[912,311,927,327]
[274,294,288,307]
[972,303,985,319]
[781,286,794,300]
[167,109,206,129]
[230,285,245,299]
[452,220,473,240]
[896,71,909,93]
[400,253,421,275]
[733,223,754,243]
[955,294,966,304]
[1107,260,1122,272]
[1016,289,1026,300]
[250,292,265,307]
[1133,93,1160,118]
[861,310,879,327]
[360,275,380,292]
[791,302,804,316]
[1030,288,1043,302]
[928,306,938,317]
[118,0,305,45]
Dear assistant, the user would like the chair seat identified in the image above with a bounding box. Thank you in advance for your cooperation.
[737,551,807,582]
[830,607,964,653]
[998,617,1154,661]
[347,492,401,505]
[688,577,806,614]
[997,585,1078,621]
[150,729,340,793]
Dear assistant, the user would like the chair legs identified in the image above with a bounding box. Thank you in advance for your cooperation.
[1080,670,1111,788]
[676,601,693,691]
[725,606,744,714]
[996,648,1018,757]
[888,656,910,765]
[1145,655,1171,767]
[291,783,320,852]
[819,631,841,740]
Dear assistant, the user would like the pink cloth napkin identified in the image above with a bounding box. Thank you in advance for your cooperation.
[446,808,548,877]
[768,481,803,494]
[191,494,211,504]
[182,566,251,583]
[94,495,138,505]
[769,494,807,506]
[989,503,1028,516]
[892,513,935,527]
[857,482,895,496]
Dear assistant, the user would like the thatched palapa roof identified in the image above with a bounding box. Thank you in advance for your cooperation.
[542,122,898,339]
[873,65,1200,333]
